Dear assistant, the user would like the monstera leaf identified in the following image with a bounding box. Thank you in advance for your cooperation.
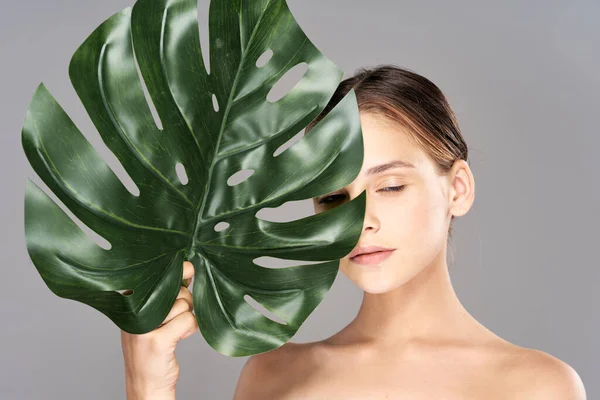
[21,0,365,357]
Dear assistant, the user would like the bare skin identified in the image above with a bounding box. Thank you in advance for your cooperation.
[121,262,198,400]
[122,112,586,399]
[231,112,586,399]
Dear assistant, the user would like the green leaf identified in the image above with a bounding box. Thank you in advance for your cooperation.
[21,0,365,357]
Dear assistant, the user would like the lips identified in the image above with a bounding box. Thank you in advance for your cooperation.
[350,249,395,265]
[349,245,395,259]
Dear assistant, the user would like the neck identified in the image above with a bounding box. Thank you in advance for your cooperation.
[338,246,485,350]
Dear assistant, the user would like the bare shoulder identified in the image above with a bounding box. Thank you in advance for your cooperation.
[504,347,587,400]
[232,341,315,400]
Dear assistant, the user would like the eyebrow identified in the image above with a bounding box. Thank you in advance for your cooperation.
[365,159,415,176]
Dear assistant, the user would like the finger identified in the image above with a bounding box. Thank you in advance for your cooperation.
[176,286,193,310]
[160,297,192,326]
[182,261,194,287]
[156,311,198,343]
[160,287,193,325]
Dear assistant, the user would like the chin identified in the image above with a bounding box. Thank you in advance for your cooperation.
[340,264,404,295]
[347,271,419,294]
[357,281,401,294]
[340,256,428,295]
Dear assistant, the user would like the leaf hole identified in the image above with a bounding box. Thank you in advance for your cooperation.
[255,49,273,68]
[227,169,254,186]
[197,0,210,75]
[27,178,113,250]
[255,199,313,222]
[212,93,219,112]
[116,289,134,296]
[214,221,230,232]
[175,162,189,185]
[253,256,324,269]
[267,62,309,103]
[273,130,306,157]
[244,294,287,325]
[132,47,163,130]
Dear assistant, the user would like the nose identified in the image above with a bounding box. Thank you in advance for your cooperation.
[359,192,380,233]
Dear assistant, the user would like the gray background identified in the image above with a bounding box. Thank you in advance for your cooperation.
[1,0,598,398]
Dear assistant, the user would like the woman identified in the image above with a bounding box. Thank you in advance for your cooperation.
[121,65,586,399]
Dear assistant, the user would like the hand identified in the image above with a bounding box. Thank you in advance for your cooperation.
[121,261,198,399]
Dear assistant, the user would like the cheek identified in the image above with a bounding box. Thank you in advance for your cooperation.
[412,189,445,236]
[403,187,447,261]
[340,187,447,293]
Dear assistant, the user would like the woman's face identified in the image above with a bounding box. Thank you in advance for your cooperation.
[311,112,456,294]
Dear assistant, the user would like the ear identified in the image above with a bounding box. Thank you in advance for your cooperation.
[447,159,475,218]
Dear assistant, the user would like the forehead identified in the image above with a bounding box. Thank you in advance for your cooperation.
[358,112,426,175]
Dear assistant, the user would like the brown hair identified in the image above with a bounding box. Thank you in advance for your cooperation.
[306,64,469,242]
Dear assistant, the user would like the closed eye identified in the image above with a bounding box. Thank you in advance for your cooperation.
[317,185,406,205]
[380,185,405,193]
